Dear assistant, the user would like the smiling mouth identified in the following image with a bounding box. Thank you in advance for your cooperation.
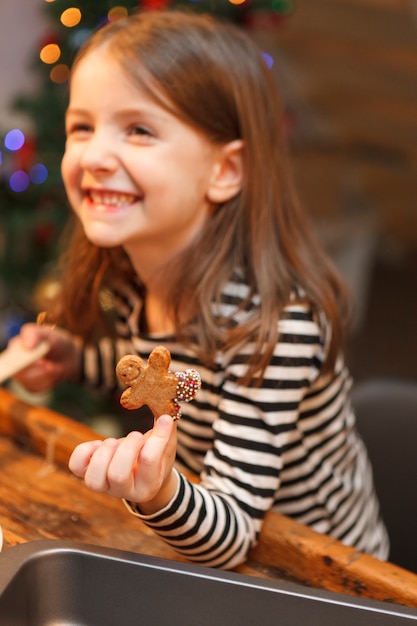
[88,190,138,207]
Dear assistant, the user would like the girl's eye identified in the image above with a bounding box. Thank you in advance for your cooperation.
[129,125,154,139]
[67,123,92,136]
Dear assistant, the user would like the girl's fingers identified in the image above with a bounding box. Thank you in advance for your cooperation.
[82,438,120,492]
[68,417,176,503]
[137,415,176,484]
[68,440,103,476]
[106,431,144,492]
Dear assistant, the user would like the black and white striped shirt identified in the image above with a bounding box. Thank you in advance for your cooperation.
[81,275,389,569]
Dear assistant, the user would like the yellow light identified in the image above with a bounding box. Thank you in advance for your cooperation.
[60,7,82,28]
[108,6,128,21]
[44,0,56,3]
[229,0,246,4]
[50,64,70,84]
[40,43,61,65]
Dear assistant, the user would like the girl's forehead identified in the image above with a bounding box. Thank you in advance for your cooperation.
[73,44,120,74]
[70,47,182,118]
[74,45,157,92]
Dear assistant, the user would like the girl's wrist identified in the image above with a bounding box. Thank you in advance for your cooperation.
[137,468,179,515]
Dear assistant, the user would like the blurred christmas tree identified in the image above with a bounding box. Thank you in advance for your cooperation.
[0,0,140,347]
[0,0,292,424]
[0,0,292,347]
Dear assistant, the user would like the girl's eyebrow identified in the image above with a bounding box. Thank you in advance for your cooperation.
[65,107,91,118]
[65,105,170,124]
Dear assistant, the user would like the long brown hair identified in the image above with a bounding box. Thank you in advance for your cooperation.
[53,10,349,381]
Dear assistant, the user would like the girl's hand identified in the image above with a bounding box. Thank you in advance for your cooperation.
[69,415,178,513]
[10,323,81,392]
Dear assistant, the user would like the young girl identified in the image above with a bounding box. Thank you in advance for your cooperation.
[14,10,389,569]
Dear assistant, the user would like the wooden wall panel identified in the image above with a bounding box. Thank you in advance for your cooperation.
[256,0,417,246]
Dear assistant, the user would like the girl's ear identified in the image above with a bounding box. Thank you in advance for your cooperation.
[207,139,244,204]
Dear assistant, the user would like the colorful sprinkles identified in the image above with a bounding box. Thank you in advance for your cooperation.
[172,369,202,419]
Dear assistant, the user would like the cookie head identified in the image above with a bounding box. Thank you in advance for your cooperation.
[116,355,144,387]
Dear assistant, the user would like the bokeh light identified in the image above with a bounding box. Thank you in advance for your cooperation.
[40,43,61,64]
[50,64,70,84]
[108,6,128,21]
[60,7,82,27]
[30,163,49,185]
[4,129,25,151]
[262,53,274,69]
[9,170,30,193]
[229,0,246,5]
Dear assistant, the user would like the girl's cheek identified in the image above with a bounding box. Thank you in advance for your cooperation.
[61,152,78,187]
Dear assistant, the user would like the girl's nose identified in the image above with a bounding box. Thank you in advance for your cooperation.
[79,131,118,173]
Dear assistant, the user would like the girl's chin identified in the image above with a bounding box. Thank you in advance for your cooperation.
[83,227,125,248]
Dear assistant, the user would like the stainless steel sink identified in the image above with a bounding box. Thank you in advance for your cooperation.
[0,540,416,625]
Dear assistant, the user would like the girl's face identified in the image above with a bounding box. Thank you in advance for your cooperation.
[61,47,223,270]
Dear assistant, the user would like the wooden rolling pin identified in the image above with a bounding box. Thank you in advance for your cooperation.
[0,386,103,466]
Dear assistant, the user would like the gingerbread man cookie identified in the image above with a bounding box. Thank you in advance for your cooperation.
[116,345,201,420]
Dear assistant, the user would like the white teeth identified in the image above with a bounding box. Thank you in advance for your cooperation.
[89,191,136,206]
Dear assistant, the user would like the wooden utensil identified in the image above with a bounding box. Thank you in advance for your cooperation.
[0,341,49,384]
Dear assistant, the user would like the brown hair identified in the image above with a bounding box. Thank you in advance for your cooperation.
[53,10,349,382]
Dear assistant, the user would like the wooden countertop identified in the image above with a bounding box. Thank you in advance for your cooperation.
[0,386,416,609]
